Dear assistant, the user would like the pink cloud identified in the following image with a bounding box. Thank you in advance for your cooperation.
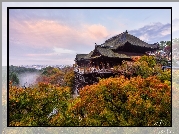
[9,19,111,50]
[85,24,109,40]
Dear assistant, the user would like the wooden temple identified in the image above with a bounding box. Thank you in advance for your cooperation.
[73,30,159,93]
[75,30,159,72]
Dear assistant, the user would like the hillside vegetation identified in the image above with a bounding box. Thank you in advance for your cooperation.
[9,56,171,126]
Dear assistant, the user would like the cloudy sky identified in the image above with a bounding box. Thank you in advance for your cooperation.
[3,2,177,66]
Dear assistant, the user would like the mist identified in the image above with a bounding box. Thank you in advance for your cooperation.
[18,72,41,87]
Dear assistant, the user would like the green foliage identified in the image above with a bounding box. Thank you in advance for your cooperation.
[9,72,19,85]
[9,65,38,74]
[41,66,57,76]
[159,41,166,50]
[156,57,168,66]
[114,55,171,82]
[9,65,39,86]
[159,40,171,50]
[139,55,156,68]
[133,61,153,78]
[63,68,75,88]
[157,69,171,83]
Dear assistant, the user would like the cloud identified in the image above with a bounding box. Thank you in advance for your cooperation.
[129,22,171,43]
[53,47,76,54]
[139,33,150,42]
[25,47,76,59]
[9,12,171,66]
[10,19,74,47]
[9,17,114,66]
[26,53,55,57]
[9,18,111,52]
[15,50,76,65]
[9,56,74,66]
[86,24,109,40]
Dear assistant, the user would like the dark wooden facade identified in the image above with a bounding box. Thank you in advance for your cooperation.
[89,45,132,69]
[75,54,90,67]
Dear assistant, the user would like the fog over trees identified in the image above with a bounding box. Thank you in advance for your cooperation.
[18,72,41,87]
[9,65,40,87]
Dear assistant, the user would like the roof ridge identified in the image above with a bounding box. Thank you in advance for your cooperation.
[127,34,151,46]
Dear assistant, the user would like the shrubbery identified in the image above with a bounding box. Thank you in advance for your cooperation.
[9,56,171,126]
[9,82,71,126]
[9,72,20,85]
[114,55,171,82]
[70,75,171,126]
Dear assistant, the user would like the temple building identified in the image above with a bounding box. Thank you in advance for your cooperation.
[75,30,159,71]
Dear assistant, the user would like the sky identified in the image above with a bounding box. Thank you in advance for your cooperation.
[3,2,179,66]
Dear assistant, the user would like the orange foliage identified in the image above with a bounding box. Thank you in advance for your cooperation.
[70,75,171,126]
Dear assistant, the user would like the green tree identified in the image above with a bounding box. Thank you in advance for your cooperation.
[164,41,171,60]
[159,41,166,50]
[9,72,19,85]
[63,68,75,88]
[166,41,171,46]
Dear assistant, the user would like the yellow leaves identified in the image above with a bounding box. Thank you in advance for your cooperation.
[135,98,142,105]
[99,108,108,116]
[70,73,171,126]
[9,78,73,126]
[131,56,141,62]
[145,100,152,109]
[50,113,62,124]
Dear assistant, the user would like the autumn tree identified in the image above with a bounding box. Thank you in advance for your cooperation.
[9,82,72,126]
[9,57,171,127]
[114,55,171,82]
[69,75,171,126]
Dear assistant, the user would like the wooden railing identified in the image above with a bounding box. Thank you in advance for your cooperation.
[74,67,114,74]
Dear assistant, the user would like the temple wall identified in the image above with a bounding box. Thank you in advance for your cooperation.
[115,51,145,56]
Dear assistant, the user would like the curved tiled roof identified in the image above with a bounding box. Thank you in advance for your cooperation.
[103,31,159,50]
[84,50,94,59]
[75,54,88,61]
[75,31,159,61]
[95,47,130,58]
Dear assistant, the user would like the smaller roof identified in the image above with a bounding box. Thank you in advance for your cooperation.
[92,46,130,59]
[75,54,88,61]
[84,51,94,59]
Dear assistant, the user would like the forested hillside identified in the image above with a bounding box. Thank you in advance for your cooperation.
[8,56,171,126]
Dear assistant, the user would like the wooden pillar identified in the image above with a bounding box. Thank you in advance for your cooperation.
[104,60,107,69]
[97,60,99,69]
